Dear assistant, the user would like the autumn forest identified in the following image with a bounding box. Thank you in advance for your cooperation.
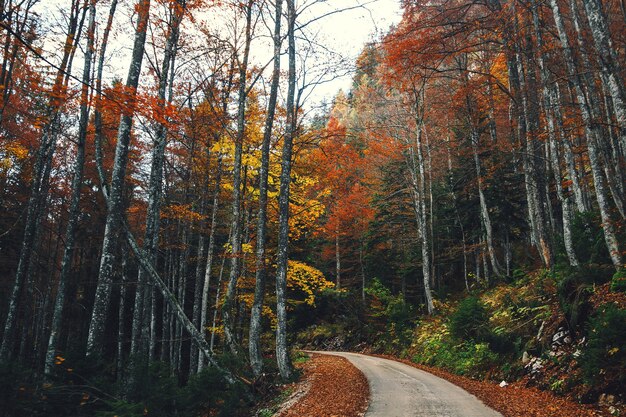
[0,0,625,415]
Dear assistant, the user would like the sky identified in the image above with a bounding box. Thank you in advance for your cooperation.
[296,0,403,109]
[36,0,402,112]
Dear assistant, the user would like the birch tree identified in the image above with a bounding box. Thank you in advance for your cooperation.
[87,0,151,357]
[44,0,97,375]
[249,0,283,378]
[0,0,83,361]
[222,0,254,354]
[275,0,296,380]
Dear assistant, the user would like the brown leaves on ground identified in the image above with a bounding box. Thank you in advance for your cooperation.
[373,354,613,417]
[590,283,626,309]
[278,353,369,417]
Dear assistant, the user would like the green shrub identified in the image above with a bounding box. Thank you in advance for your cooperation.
[610,269,626,292]
[449,296,489,341]
[580,304,626,386]
[412,340,498,377]
[365,278,416,353]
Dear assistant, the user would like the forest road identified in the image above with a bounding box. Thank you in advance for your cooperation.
[316,351,503,417]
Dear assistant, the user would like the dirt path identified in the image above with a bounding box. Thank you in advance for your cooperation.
[320,351,502,417]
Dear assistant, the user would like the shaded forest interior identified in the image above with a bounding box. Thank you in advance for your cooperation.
[0,0,625,415]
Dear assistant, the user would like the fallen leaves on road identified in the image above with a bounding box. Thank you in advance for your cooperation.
[373,354,615,417]
[277,353,369,417]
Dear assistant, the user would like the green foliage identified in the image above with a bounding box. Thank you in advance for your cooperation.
[364,277,391,304]
[0,353,250,417]
[366,278,416,352]
[412,339,499,377]
[449,296,489,341]
[98,363,248,417]
[292,351,310,364]
[610,269,626,292]
[580,304,626,387]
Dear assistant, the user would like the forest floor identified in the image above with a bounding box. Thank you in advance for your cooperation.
[274,351,620,417]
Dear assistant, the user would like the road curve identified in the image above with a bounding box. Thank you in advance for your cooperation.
[317,352,503,417]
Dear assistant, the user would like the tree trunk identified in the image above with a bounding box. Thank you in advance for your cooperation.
[335,233,341,289]
[0,0,81,361]
[130,0,183,359]
[582,0,626,153]
[223,0,253,355]
[549,0,623,267]
[249,0,283,378]
[414,91,435,314]
[275,0,296,380]
[516,19,553,267]
[531,0,579,266]
[210,243,229,353]
[93,0,119,189]
[198,156,222,371]
[44,0,96,375]
[87,0,151,357]
[117,257,128,381]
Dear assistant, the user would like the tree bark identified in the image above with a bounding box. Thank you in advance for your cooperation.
[87,0,151,357]
[520,16,554,267]
[581,0,626,153]
[130,0,184,359]
[249,0,283,378]
[275,0,296,380]
[549,0,623,267]
[198,156,223,371]
[223,0,253,355]
[0,0,81,361]
[531,0,579,266]
[44,0,97,375]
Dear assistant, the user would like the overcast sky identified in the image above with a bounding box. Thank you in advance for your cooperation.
[36,0,402,113]
[297,0,402,109]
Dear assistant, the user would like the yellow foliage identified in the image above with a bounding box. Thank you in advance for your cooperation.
[286,260,334,306]
[6,143,29,160]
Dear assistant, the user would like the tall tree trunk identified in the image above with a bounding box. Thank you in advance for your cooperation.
[190,215,207,375]
[335,233,341,289]
[198,156,222,372]
[93,0,119,189]
[531,0,579,266]
[414,91,435,314]
[0,0,81,361]
[569,0,626,219]
[249,0,283,378]
[223,0,253,355]
[471,134,503,276]
[210,241,229,353]
[44,0,97,375]
[130,0,183,359]
[581,0,626,152]
[549,0,623,267]
[87,0,151,357]
[516,15,553,267]
[117,257,128,381]
[275,0,296,380]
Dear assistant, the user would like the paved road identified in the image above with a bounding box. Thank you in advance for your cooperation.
[319,352,503,417]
